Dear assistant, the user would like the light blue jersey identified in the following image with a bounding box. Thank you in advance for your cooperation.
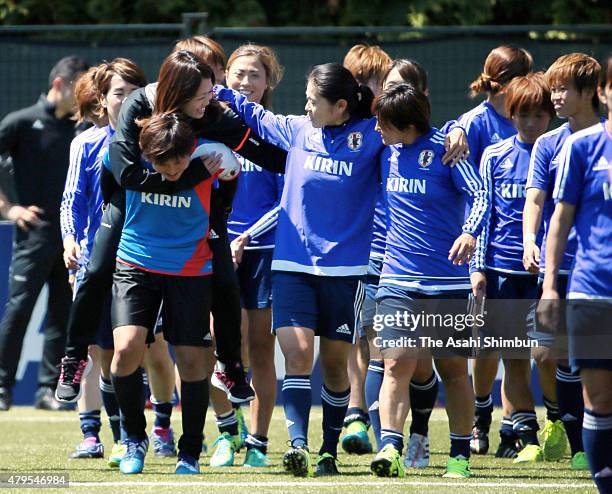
[215,86,385,276]
[60,125,112,262]
[379,128,489,294]
[553,122,612,298]
[473,135,540,274]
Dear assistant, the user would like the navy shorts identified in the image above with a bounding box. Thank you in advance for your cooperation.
[567,299,612,371]
[75,267,114,350]
[357,257,383,338]
[527,274,569,350]
[112,262,212,347]
[375,285,473,358]
[237,249,273,310]
[272,271,361,343]
[482,270,539,356]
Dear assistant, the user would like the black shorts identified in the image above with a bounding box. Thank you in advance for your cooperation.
[567,299,612,371]
[112,262,212,347]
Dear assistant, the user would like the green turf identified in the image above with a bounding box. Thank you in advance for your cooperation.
[0,406,596,494]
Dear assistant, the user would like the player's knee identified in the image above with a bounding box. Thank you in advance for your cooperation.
[531,346,553,364]
[284,350,311,375]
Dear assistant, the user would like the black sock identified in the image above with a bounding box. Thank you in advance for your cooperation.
[111,370,146,440]
[543,396,562,423]
[409,372,439,436]
[178,379,209,460]
[474,394,493,429]
[343,406,369,427]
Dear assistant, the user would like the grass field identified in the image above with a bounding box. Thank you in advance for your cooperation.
[0,406,596,494]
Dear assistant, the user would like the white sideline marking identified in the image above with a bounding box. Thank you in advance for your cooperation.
[68,481,593,489]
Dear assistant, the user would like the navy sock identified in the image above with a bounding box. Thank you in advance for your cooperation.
[112,370,146,440]
[79,410,101,440]
[380,429,404,454]
[409,372,439,436]
[512,410,540,446]
[475,394,493,429]
[320,385,350,457]
[365,360,384,450]
[245,434,268,455]
[141,367,150,402]
[153,401,173,429]
[282,375,311,449]
[557,365,584,455]
[178,379,208,460]
[500,416,516,442]
[584,409,612,494]
[99,376,122,443]
[543,396,562,423]
[450,433,471,459]
[344,406,369,427]
[215,410,239,437]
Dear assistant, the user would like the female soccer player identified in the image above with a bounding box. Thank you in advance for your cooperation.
[458,45,533,457]
[470,72,555,464]
[370,82,488,480]
[359,57,468,468]
[524,53,601,470]
[215,63,385,477]
[539,54,612,494]
[224,43,285,468]
[62,60,178,464]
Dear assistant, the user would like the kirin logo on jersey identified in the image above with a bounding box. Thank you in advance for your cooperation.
[418,149,434,168]
[347,131,363,151]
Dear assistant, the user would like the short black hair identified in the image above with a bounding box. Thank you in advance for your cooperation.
[375,82,431,134]
[48,56,89,89]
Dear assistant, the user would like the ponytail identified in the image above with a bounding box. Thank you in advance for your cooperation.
[354,84,374,119]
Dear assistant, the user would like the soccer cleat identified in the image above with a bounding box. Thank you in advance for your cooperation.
[540,419,567,462]
[0,387,12,411]
[55,356,93,403]
[108,441,126,468]
[282,446,314,477]
[209,432,236,467]
[119,437,149,474]
[513,444,544,464]
[315,452,340,476]
[175,453,200,474]
[341,420,373,455]
[235,406,249,451]
[370,444,406,478]
[243,447,270,468]
[442,456,472,478]
[211,361,255,404]
[36,387,75,411]
[404,433,430,468]
[495,439,520,459]
[70,437,104,459]
[470,424,490,455]
[570,451,590,470]
[150,426,177,457]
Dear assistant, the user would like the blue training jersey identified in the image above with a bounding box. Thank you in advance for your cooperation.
[527,123,580,274]
[214,86,385,276]
[553,122,612,299]
[228,155,284,249]
[114,138,214,276]
[473,135,540,274]
[379,128,489,294]
[369,180,387,260]
[458,101,516,167]
[60,125,112,262]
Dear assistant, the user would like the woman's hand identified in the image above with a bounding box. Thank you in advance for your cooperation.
[230,234,249,269]
[63,235,81,270]
[442,127,470,166]
[470,271,487,305]
[523,240,541,274]
[448,233,476,266]
[537,288,562,334]
[200,152,223,178]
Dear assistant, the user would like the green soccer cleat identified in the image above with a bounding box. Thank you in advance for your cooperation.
[315,452,340,476]
[370,444,405,478]
[282,446,314,477]
[442,456,472,478]
[108,441,127,468]
[209,432,236,467]
[243,447,270,468]
[235,406,249,451]
[540,419,568,461]
[571,451,590,470]
[341,420,373,455]
[513,444,544,464]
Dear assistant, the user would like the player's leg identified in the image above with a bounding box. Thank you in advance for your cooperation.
[144,331,177,458]
[405,357,437,468]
